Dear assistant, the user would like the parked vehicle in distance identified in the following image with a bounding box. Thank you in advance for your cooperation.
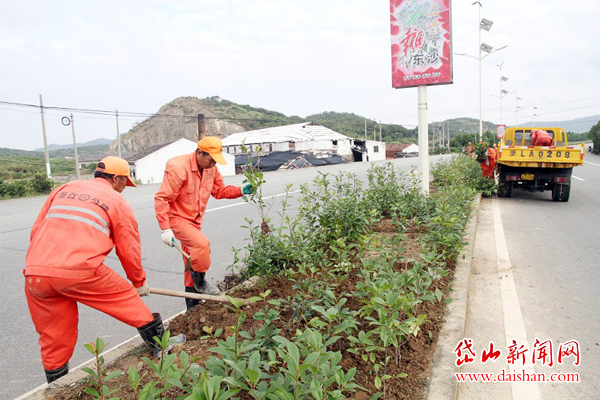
[394,152,418,158]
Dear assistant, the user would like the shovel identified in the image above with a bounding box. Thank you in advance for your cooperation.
[149,287,250,305]
[174,242,192,271]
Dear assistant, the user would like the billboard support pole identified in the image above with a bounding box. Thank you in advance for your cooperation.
[418,85,429,195]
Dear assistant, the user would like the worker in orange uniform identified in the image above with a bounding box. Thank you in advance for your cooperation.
[531,129,553,146]
[465,142,474,159]
[155,136,253,309]
[24,157,176,384]
[479,145,497,179]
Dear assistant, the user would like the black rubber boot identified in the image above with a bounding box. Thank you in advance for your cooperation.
[137,313,186,357]
[137,312,165,351]
[45,362,68,384]
[185,286,201,311]
[190,271,220,295]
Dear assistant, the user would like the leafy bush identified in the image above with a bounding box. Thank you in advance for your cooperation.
[0,180,27,198]
[30,174,53,194]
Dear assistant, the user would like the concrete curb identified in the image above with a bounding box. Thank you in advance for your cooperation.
[17,276,260,400]
[426,193,482,400]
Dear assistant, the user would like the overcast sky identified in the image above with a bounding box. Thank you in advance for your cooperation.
[1,0,599,150]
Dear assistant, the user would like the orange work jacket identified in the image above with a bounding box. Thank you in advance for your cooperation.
[531,130,553,146]
[154,152,242,230]
[25,178,146,287]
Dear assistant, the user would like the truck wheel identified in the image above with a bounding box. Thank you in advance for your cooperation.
[552,184,570,202]
[505,182,512,198]
[559,184,570,202]
[498,182,512,198]
[552,184,560,201]
[498,183,507,197]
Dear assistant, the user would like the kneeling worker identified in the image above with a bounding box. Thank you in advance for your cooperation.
[154,136,253,309]
[531,129,553,146]
[24,157,172,383]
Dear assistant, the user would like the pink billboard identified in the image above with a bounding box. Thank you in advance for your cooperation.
[390,0,452,88]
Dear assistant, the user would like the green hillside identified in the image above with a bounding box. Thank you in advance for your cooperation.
[199,97,416,143]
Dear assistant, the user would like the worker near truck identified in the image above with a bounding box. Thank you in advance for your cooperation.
[531,129,553,146]
[154,136,253,310]
[24,157,173,384]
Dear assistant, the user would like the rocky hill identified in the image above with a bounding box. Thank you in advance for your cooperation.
[106,97,251,157]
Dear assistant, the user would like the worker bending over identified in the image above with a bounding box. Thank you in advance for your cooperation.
[531,129,553,146]
[25,157,172,384]
[155,136,253,309]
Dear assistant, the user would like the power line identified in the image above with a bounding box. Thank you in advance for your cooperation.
[0,100,299,123]
[0,97,598,131]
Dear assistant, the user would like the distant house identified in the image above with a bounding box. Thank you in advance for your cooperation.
[221,122,386,167]
[129,138,235,184]
[385,143,419,158]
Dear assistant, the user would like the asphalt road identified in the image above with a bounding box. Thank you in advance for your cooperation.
[497,158,600,398]
[2,156,438,400]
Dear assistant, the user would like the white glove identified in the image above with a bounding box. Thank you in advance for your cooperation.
[161,229,175,247]
[137,282,150,297]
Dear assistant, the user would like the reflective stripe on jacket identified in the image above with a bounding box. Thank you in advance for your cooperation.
[25,178,146,287]
[154,152,242,230]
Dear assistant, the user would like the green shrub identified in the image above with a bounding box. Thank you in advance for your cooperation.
[30,174,54,194]
[0,181,28,198]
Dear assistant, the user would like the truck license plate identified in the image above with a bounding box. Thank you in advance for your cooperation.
[521,173,534,180]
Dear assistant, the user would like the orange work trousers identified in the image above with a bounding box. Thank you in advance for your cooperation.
[24,265,153,370]
[170,216,211,287]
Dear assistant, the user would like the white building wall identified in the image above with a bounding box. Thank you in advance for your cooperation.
[134,138,235,184]
[365,140,386,162]
[404,143,419,153]
[224,139,354,157]
[295,139,354,156]
[337,140,353,156]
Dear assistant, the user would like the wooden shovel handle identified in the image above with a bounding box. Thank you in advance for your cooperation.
[149,287,249,304]
[174,243,191,260]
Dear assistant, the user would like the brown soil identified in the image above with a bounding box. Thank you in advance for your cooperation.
[45,219,456,400]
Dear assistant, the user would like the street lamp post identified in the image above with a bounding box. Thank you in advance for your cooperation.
[455,2,507,142]
[497,63,509,125]
[532,101,538,127]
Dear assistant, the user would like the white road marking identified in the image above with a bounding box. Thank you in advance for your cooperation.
[0,211,37,219]
[205,190,301,213]
[584,161,600,166]
[572,175,585,181]
[1,190,301,220]
[492,198,541,400]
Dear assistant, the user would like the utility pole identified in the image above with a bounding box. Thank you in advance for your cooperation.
[70,113,81,180]
[447,122,450,151]
[373,120,376,141]
[364,119,367,140]
[379,121,382,142]
[115,109,121,158]
[39,95,51,178]
[198,114,206,140]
